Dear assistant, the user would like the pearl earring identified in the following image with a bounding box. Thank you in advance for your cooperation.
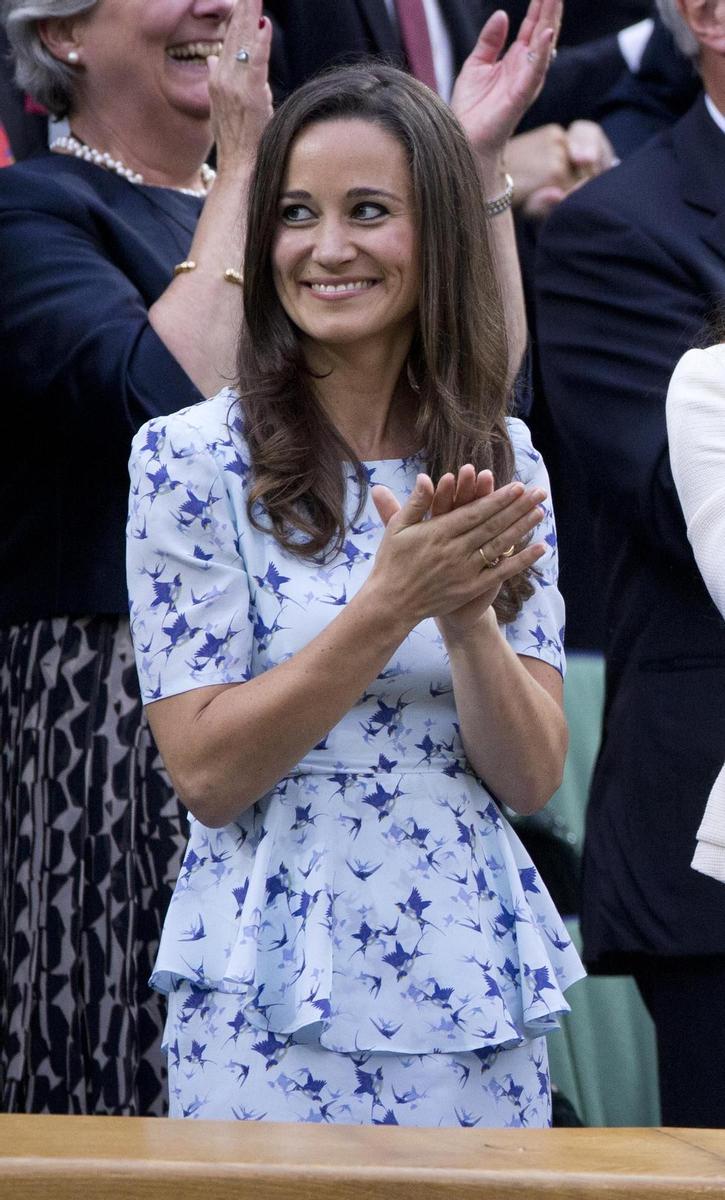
[67,49,80,64]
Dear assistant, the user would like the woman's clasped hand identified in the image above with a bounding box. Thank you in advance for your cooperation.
[370,469,547,636]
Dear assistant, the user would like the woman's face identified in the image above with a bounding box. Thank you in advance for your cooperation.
[272,118,420,357]
[70,0,236,122]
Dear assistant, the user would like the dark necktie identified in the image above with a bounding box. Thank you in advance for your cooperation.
[393,0,438,92]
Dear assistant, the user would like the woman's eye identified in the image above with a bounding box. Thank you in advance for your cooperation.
[281,204,315,223]
[353,202,387,221]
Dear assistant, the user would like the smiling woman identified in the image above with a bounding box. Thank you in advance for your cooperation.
[125,51,584,1128]
[0,0,273,1117]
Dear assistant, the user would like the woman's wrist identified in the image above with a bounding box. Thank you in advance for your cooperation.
[439,606,499,653]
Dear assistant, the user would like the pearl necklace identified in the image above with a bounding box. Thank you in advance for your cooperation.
[50,134,215,197]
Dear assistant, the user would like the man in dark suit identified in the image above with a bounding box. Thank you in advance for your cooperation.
[266,0,631,126]
[535,0,725,1128]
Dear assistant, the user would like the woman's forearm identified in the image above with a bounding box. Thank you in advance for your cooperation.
[444,609,567,814]
[476,152,528,388]
[148,165,253,398]
[148,581,412,828]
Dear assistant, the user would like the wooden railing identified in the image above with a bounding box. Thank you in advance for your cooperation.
[1,1116,724,1199]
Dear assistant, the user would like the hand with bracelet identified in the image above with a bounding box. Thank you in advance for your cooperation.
[449,0,563,382]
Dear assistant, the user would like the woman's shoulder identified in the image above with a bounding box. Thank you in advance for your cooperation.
[132,388,250,479]
[0,151,102,211]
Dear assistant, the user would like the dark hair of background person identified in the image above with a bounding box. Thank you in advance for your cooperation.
[701,300,725,347]
[237,62,534,622]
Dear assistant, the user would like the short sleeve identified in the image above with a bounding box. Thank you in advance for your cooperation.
[502,418,566,676]
[127,410,254,703]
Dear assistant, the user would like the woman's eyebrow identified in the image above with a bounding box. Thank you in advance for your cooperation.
[279,187,402,201]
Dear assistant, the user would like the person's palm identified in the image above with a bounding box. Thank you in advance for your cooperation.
[450,0,561,156]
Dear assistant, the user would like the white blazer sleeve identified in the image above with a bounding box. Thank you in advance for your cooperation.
[666,344,725,617]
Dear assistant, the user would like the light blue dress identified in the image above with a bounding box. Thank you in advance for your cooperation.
[126,389,585,1125]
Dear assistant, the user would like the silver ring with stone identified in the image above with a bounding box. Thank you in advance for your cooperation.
[235,48,251,63]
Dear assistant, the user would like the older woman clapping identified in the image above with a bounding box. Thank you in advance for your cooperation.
[0,0,271,1116]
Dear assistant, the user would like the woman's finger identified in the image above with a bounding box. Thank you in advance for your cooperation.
[453,464,477,508]
[220,0,264,65]
[457,485,546,552]
[431,473,456,518]
[475,500,546,565]
[381,474,435,531]
[474,540,546,589]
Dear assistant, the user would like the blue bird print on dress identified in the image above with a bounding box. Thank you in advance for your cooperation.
[160,612,201,659]
[338,813,363,840]
[190,622,240,671]
[224,1010,248,1047]
[353,1066,384,1104]
[351,920,383,958]
[330,539,373,575]
[417,980,454,1009]
[144,565,182,613]
[253,610,286,654]
[174,484,220,530]
[455,1107,483,1128]
[144,461,181,500]
[395,887,435,931]
[253,561,297,607]
[224,452,250,481]
[321,585,348,607]
[184,1039,213,1068]
[382,938,426,981]
[524,963,556,1005]
[266,862,291,903]
[518,867,540,895]
[345,858,383,882]
[362,779,405,821]
[373,1109,400,1125]
[179,914,206,942]
[543,925,572,952]
[251,1033,292,1070]
[232,881,249,917]
[192,544,214,563]
[370,1018,403,1040]
[180,847,207,882]
[225,1059,251,1085]
[291,804,320,832]
[360,694,411,739]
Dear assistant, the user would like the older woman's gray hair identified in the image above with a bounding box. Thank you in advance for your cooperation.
[655,0,701,62]
[2,0,98,117]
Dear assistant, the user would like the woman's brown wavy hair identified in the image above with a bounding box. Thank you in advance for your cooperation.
[237,62,533,622]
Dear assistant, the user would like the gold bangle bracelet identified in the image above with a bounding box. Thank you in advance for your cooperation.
[172,261,244,286]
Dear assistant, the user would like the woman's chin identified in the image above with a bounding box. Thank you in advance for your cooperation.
[163,63,213,120]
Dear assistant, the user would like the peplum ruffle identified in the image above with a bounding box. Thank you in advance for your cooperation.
[152,763,584,1055]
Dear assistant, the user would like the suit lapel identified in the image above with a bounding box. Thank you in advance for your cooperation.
[674,95,725,218]
[354,0,402,57]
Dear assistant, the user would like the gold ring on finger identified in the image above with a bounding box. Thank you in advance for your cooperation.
[501,545,516,558]
[479,547,500,569]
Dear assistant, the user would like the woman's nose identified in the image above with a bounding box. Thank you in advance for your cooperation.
[312,219,356,266]
[192,0,237,20]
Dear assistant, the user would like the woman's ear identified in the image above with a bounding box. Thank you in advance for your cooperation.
[37,17,84,66]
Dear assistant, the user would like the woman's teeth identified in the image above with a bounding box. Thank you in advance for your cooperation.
[167,42,223,62]
[309,281,376,293]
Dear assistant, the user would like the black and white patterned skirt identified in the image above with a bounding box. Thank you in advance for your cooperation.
[0,616,187,1115]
